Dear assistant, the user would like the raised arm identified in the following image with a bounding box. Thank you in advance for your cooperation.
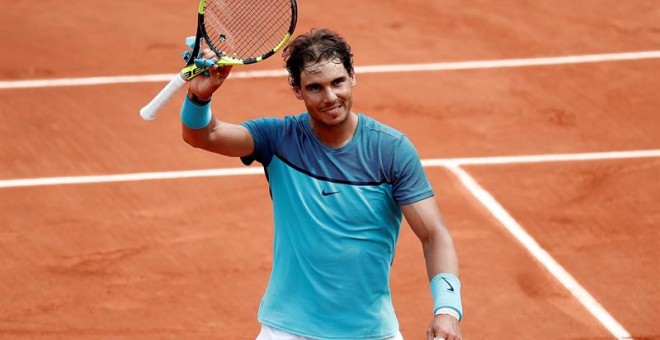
[181,49,254,158]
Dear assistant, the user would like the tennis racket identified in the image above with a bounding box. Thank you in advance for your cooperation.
[140,0,298,121]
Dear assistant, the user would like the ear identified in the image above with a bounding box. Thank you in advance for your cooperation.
[350,74,357,86]
[292,86,303,100]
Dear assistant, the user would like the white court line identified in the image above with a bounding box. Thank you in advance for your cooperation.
[1,50,659,89]
[1,149,658,188]
[0,167,265,188]
[423,149,660,167]
[445,163,633,340]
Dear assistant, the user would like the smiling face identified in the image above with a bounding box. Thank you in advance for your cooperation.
[293,58,356,131]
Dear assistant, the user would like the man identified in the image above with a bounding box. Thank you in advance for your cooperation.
[179,28,463,340]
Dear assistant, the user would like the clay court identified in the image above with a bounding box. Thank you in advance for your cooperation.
[1,0,659,339]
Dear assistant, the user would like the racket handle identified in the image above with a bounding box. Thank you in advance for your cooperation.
[140,74,187,121]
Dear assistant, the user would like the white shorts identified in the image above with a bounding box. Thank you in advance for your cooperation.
[256,324,404,340]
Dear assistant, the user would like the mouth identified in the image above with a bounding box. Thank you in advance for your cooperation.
[321,104,342,116]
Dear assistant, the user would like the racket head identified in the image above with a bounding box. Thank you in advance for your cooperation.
[140,0,297,120]
[200,0,298,65]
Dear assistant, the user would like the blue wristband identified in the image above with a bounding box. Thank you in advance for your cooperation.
[431,273,463,321]
[180,94,212,129]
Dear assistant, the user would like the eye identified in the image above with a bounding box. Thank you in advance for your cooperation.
[333,78,345,86]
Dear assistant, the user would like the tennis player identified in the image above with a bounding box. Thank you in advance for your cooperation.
[179,28,463,340]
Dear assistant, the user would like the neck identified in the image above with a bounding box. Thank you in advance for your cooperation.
[311,112,358,149]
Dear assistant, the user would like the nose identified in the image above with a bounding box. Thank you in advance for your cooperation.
[322,87,337,104]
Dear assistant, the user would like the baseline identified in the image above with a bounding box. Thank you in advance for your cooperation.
[1,149,658,188]
[1,51,659,90]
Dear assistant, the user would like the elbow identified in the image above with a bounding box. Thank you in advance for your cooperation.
[426,225,455,248]
[181,132,196,147]
[181,130,210,150]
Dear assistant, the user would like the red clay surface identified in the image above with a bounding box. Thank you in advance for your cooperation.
[1,0,659,339]
[465,159,660,339]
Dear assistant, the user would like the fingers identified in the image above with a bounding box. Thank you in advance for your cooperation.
[428,331,446,340]
[187,43,233,86]
[427,315,462,340]
[198,48,232,79]
[195,49,234,78]
[216,64,233,78]
[193,48,218,69]
[182,43,222,69]
[429,334,455,340]
[434,328,462,340]
[200,48,217,59]
[431,331,460,340]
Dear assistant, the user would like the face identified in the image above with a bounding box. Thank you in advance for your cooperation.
[293,58,356,129]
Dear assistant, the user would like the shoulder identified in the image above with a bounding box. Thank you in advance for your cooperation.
[241,113,307,131]
[359,114,406,144]
[358,115,423,167]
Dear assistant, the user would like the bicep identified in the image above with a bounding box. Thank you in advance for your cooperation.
[208,120,255,157]
[402,197,446,243]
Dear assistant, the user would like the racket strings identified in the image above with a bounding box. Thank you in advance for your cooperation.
[204,0,293,60]
[224,2,290,55]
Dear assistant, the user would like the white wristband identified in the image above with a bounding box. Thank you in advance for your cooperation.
[435,307,460,321]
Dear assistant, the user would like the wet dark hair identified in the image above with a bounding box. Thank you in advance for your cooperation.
[282,28,354,87]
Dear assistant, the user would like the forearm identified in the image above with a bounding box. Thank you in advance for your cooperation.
[180,90,254,157]
[422,224,459,281]
[403,198,460,280]
[182,120,216,147]
[403,199,464,323]
[422,228,463,325]
[181,90,217,149]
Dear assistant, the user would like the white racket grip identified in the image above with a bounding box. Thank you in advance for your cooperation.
[140,74,188,121]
